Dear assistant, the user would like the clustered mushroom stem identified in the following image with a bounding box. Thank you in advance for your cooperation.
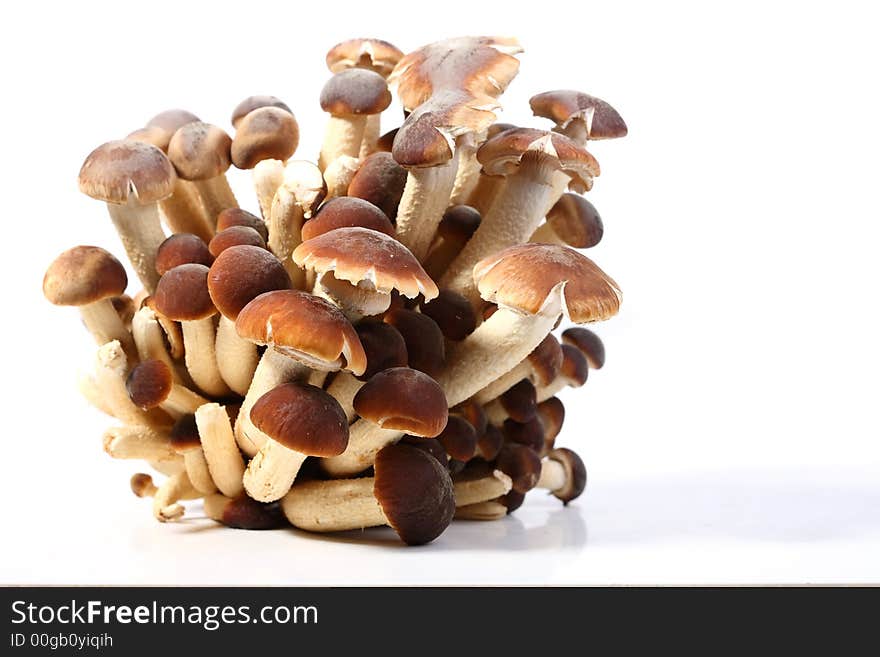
[94,341,167,427]
[214,316,259,396]
[268,189,307,289]
[180,318,230,397]
[536,458,567,492]
[529,221,566,245]
[449,136,483,205]
[242,438,308,502]
[453,470,512,507]
[465,172,505,216]
[194,403,245,498]
[252,160,285,220]
[164,384,209,417]
[282,478,388,533]
[153,470,198,522]
[359,115,381,159]
[159,180,214,243]
[183,448,216,495]
[320,421,401,477]
[106,201,167,294]
[535,378,568,403]
[319,115,367,170]
[325,371,363,422]
[131,307,184,385]
[474,361,531,404]
[78,373,115,416]
[103,425,177,461]
[79,298,137,361]
[455,501,508,521]
[148,456,186,476]
[193,176,238,228]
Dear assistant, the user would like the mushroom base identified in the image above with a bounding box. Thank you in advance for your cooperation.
[282,478,388,533]
[453,471,512,507]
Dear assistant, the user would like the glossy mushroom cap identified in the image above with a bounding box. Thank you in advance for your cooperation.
[231,95,292,129]
[562,327,606,369]
[438,205,481,242]
[43,246,127,306]
[546,194,604,249]
[235,290,366,375]
[231,107,300,169]
[421,290,477,341]
[436,415,477,462]
[558,344,589,387]
[78,140,176,205]
[476,423,503,461]
[320,69,392,117]
[216,208,269,241]
[546,447,587,504]
[382,308,445,378]
[209,495,288,530]
[487,122,517,139]
[451,398,488,438]
[374,443,455,545]
[347,152,408,220]
[167,122,233,181]
[529,90,627,139]
[536,397,565,450]
[209,226,267,257]
[500,489,526,514]
[250,383,349,456]
[502,417,545,453]
[400,435,448,465]
[207,245,291,320]
[302,197,395,241]
[146,109,200,133]
[126,359,173,409]
[528,334,564,387]
[498,379,537,423]
[170,413,201,452]
[355,321,408,380]
[326,38,404,77]
[495,443,542,494]
[474,243,622,323]
[153,263,217,321]
[353,367,448,437]
[156,234,213,275]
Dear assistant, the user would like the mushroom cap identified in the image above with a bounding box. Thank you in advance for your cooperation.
[209,225,267,257]
[126,126,173,153]
[529,90,627,140]
[500,489,526,514]
[382,308,445,378]
[231,107,300,169]
[546,447,587,504]
[167,122,233,180]
[373,443,455,545]
[130,473,156,497]
[126,359,173,409]
[562,326,606,369]
[231,95,292,129]
[399,435,448,465]
[376,128,398,152]
[353,367,448,437]
[546,194,604,249]
[170,413,201,452]
[558,344,589,387]
[391,93,475,167]
[438,205,481,242]
[477,128,600,191]
[346,152,408,220]
[354,320,408,380]
[78,140,176,205]
[421,290,477,341]
[153,263,217,321]
[487,122,518,139]
[302,197,395,241]
[156,233,213,276]
[474,243,622,323]
[216,208,269,241]
[498,379,537,423]
[320,69,392,116]
[326,38,404,77]
[436,415,477,462]
[451,398,488,438]
[495,443,542,494]
[476,423,503,461]
[537,396,565,440]
[294,227,438,300]
[235,289,366,375]
[528,334,564,386]
[43,245,127,306]
[207,245,291,320]
[502,417,545,453]
[146,109,200,133]
[212,494,288,529]
[250,383,349,456]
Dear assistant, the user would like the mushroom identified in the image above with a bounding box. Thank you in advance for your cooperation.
[529,90,628,147]
[208,225,266,256]
[502,416,546,454]
[381,307,446,378]
[452,466,513,506]
[318,69,391,170]
[531,193,604,248]
[474,423,503,462]
[130,473,159,498]
[302,196,395,240]
[437,414,478,467]
[203,493,287,529]
[495,443,543,494]
[536,447,587,504]
[141,296,185,359]
[420,289,478,341]
[534,344,589,402]
[347,152,408,220]
[463,122,516,214]
[131,305,184,385]
[321,367,448,477]
[455,500,509,521]
[43,245,135,360]
[562,326,606,369]
[230,95,292,129]
[155,233,214,275]
[282,442,455,545]
[169,414,216,495]
[243,383,349,502]
[152,470,197,522]
[233,289,366,456]
[216,207,269,242]
[322,155,360,199]
[146,108,201,133]
[78,140,176,292]
[194,402,246,498]
[153,264,230,397]
[484,379,538,425]
[92,340,170,427]
[103,424,177,461]
[536,396,565,456]
[474,333,562,405]
[451,398,488,440]
[424,205,481,278]
[207,245,292,396]
[126,359,208,419]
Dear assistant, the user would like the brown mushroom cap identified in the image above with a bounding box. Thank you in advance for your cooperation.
[495,443,542,493]
[562,327,606,369]
[487,122,518,139]
[399,435,448,465]
[436,415,477,462]
[373,442,455,545]
[250,383,349,456]
[326,38,404,77]
[500,489,526,514]
[382,308,445,378]
[169,413,201,452]
[353,367,448,437]
[126,126,173,153]
[375,128,398,153]
[216,208,269,241]
[294,227,438,300]
[528,334,564,387]
[474,243,622,323]
[438,205,481,242]
[347,152,408,220]
[146,109,200,134]
[529,90,627,140]
[209,226,267,257]
[301,197,395,241]
[153,263,217,321]
[451,398,488,438]
[78,140,176,205]
[130,473,156,497]
[231,107,300,169]
[421,289,477,341]
[354,320,408,380]
[546,447,587,504]
[502,417,545,453]
[559,344,589,387]
[212,495,288,530]
[43,246,127,306]
[476,423,503,461]
[537,397,565,449]
[320,69,392,117]
[231,95,292,130]
[126,359,173,409]
[207,245,291,320]
[498,379,537,423]
[167,122,233,181]
[156,233,213,276]
[235,290,366,375]
[546,194,604,249]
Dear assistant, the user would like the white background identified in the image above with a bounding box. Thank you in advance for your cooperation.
[1,0,878,585]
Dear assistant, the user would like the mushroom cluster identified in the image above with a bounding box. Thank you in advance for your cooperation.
[44,36,626,546]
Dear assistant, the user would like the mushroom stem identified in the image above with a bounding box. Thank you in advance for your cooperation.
[453,470,512,507]
[131,307,185,385]
[536,458,567,492]
[268,187,307,289]
[103,425,176,461]
[148,456,186,476]
[131,473,202,500]
[243,438,308,502]
[323,155,360,199]
[474,360,530,404]
[159,180,214,243]
[162,383,209,418]
[181,318,229,397]
[529,221,566,246]
[359,115,381,159]
[535,378,569,403]
[79,298,137,361]
[282,478,388,533]
[252,159,285,220]
[214,315,259,396]
[106,200,167,293]
[449,134,483,205]
[465,172,505,216]
[153,470,198,522]
[95,341,168,427]
[325,371,363,422]
[319,116,367,170]
[483,400,509,426]
[194,403,245,498]
[455,501,508,520]
[183,448,216,495]
[192,176,238,227]
[314,271,390,323]
[320,421,400,477]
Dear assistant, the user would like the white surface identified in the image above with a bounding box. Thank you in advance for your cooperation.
[2,0,879,585]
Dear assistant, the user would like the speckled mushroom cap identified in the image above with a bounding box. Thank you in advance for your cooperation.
[320,69,392,117]
[250,383,349,457]
[529,90,627,140]
[438,205,481,242]
[495,443,542,494]
[476,127,600,192]
[207,245,290,320]
[546,447,587,504]
[546,194,604,249]
[353,367,448,437]
[43,246,127,306]
[421,290,477,341]
[473,243,621,323]
[170,414,201,452]
[231,107,300,169]
[146,109,200,133]
[235,289,366,375]
[528,334,564,386]
[126,126,173,153]
[216,208,269,241]
[125,359,173,409]
[346,152,408,220]
[562,326,606,369]
[301,197,395,241]
[498,379,537,423]
[209,226,267,257]
[354,321,408,380]
[326,38,404,77]
[156,234,213,276]
[153,263,217,321]
[381,308,445,378]
[230,95,292,129]
[78,140,176,205]
[436,415,477,462]
[557,344,589,387]
[293,227,439,300]
[502,417,545,453]
[167,122,233,181]
[373,443,455,545]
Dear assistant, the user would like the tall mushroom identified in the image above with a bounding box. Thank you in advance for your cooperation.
[529,90,628,147]
[531,193,604,248]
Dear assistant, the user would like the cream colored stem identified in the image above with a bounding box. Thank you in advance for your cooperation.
[148,456,186,475]
[483,400,508,426]
[132,473,202,500]
[181,318,229,397]
[529,222,565,245]
[465,172,505,216]
[163,383,209,417]
[132,307,184,385]
[323,155,360,198]
[253,159,285,220]
[153,470,197,522]
[449,142,482,205]
[268,186,307,288]
[315,271,389,321]
[282,478,387,533]
[535,378,568,403]
[195,403,245,498]
[424,236,466,280]
[325,371,363,422]
[454,470,512,507]
[537,458,567,492]
[474,361,530,404]
[320,421,401,477]
[160,179,214,242]
[78,373,114,416]
[359,115,381,159]
[455,501,507,520]
[319,115,367,170]
[243,438,308,502]
[80,299,136,362]
[183,448,216,494]
[95,341,165,427]
[307,369,329,388]
[215,315,259,396]
[103,425,176,461]
[106,201,166,293]
[193,176,238,227]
